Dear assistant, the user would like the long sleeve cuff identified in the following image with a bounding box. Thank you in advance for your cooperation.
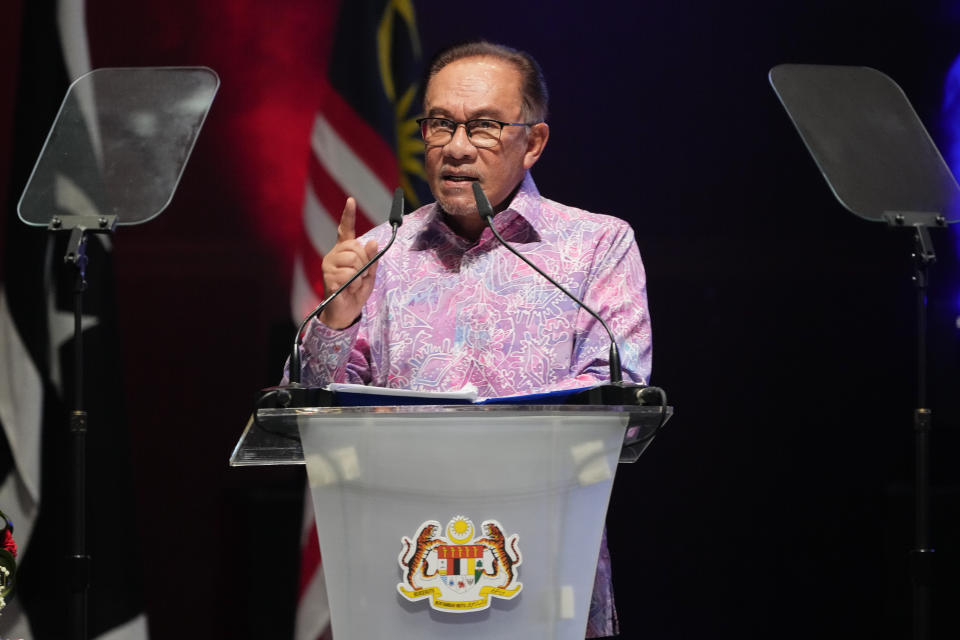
[298,317,361,386]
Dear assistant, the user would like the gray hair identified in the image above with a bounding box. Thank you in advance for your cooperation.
[424,41,549,123]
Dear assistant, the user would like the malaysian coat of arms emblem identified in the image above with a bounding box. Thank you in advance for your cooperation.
[397,516,522,612]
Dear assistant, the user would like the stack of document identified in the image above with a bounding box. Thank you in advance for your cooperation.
[326,382,601,406]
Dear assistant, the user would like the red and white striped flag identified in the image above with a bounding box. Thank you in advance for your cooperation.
[292,2,427,638]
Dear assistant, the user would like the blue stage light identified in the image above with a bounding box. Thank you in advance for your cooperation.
[943,54,960,310]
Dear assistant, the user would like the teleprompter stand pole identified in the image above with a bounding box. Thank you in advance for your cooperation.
[910,225,934,640]
[50,214,118,640]
[886,212,943,640]
[69,237,89,640]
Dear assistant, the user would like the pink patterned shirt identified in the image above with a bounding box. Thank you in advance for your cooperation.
[298,173,652,637]
[300,173,651,394]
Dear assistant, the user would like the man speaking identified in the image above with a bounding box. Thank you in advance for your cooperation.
[292,41,652,638]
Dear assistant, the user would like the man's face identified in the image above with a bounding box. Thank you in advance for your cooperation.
[423,56,548,221]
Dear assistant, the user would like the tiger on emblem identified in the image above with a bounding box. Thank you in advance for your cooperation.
[476,520,522,589]
[398,521,442,589]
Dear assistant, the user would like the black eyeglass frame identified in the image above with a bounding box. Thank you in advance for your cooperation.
[415,117,540,147]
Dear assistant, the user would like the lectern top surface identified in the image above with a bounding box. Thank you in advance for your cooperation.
[230,404,671,467]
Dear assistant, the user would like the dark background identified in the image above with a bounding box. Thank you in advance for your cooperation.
[3,0,960,638]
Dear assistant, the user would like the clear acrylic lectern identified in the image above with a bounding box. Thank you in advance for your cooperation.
[232,403,669,639]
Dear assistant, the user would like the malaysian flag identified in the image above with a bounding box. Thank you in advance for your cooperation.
[292,2,428,638]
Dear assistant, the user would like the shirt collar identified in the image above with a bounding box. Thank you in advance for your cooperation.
[418,172,544,252]
[505,171,544,229]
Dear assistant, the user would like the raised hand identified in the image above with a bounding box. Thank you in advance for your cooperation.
[318,197,380,329]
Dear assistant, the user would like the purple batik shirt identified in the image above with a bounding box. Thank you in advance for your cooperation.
[297,173,652,638]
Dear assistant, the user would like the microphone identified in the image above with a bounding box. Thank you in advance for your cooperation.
[472,182,624,384]
[287,187,405,386]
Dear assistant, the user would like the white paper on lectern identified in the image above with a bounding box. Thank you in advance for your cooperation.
[326,382,479,401]
[325,381,606,404]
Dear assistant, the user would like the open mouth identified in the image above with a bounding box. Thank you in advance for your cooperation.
[443,174,478,183]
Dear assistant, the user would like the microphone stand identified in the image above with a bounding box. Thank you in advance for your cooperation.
[471,182,623,382]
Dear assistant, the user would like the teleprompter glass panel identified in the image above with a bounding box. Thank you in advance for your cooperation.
[18,66,219,226]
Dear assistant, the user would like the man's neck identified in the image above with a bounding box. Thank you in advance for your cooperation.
[440,181,523,242]
[441,211,485,242]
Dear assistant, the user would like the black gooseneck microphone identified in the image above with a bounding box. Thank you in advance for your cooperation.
[288,187,405,385]
[472,181,624,384]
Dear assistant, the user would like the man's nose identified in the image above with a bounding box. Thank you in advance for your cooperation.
[444,123,477,158]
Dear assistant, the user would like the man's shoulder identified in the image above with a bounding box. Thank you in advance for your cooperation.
[535,195,634,235]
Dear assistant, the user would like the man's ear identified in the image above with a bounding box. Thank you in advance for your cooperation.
[522,122,550,170]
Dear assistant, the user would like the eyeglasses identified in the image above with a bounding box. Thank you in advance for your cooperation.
[416,117,537,148]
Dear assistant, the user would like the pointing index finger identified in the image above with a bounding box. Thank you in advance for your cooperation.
[337,197,357,242]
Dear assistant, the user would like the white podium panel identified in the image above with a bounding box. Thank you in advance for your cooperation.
[296,406,628,640]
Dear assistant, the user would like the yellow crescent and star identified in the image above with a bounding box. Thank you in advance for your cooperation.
[377,0,426,208]
[447,515,474,543]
